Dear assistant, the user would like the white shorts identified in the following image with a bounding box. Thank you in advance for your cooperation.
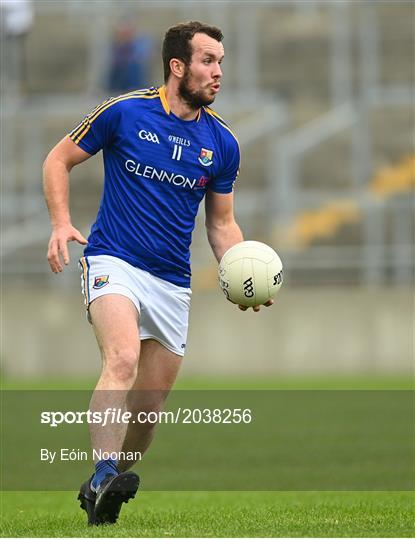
[79,255,192,356]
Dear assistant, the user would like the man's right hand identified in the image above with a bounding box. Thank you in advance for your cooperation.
[47,224,88,273]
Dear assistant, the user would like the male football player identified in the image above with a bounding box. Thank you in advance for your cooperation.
[44,21,272,526]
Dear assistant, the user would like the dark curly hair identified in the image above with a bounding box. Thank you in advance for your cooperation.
[162,21,223,83]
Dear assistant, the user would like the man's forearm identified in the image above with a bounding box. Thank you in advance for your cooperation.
[206,220,244,262]
[43,156,72,228]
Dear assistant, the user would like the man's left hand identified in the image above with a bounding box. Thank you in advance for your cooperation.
[238,299,274,312]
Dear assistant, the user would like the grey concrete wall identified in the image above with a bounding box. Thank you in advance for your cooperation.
[2,284,413,378]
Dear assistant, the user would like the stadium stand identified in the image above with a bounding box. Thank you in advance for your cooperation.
[2,1,414,286]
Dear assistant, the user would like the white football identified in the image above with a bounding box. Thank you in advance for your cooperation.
[218,241,283,307]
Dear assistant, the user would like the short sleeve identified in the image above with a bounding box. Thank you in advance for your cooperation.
[209,136,240,194]
[68,98,121,155]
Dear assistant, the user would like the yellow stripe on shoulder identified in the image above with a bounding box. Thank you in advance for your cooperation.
[88,88,158,122]
[70,88,158,140]
[70,90,160,144]
[88,90,159,123]
[204,107,240,148]
[204,106,227,122]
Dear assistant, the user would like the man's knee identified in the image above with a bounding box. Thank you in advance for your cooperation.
[102,347,139,383]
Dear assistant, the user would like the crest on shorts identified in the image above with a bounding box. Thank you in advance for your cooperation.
[198,148,213,166]
[93,275,109,289]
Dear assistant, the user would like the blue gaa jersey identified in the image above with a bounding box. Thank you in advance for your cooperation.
[69,86,240,288]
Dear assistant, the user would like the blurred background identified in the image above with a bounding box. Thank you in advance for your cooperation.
[1,0,414,381]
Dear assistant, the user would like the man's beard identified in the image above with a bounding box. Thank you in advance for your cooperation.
[178,68,216,110]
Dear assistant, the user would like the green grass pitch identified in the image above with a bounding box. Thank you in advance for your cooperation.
[1,376,414,537]
[1,491,414,537]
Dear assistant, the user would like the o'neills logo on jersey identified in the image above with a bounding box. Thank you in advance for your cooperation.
[125,159,202,189]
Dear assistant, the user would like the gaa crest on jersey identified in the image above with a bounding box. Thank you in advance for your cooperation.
[93,275,109,289]
[198,148,213,166]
